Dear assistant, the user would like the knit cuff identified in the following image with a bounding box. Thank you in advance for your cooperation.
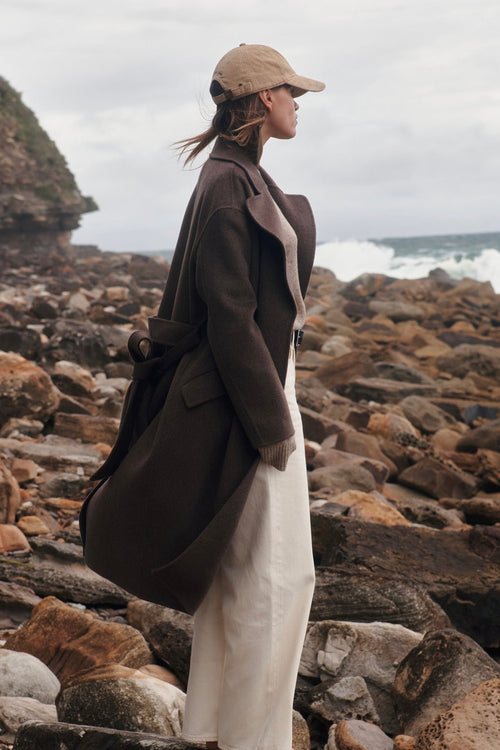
[258,435,296,472]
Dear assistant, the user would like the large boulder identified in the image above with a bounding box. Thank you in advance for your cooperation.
[414,678,500,749]
[300,620,421,733]
[5,597,152,686]
[393,629,500,736]
[0,352,60,426]
[56,665,185,736]
[0,649,60,703]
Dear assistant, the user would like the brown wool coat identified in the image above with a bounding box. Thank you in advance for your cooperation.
[80,137,317,614]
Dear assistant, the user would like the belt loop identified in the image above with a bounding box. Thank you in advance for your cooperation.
[293,329,304,350]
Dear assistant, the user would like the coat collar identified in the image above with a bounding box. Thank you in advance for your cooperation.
[209,137,312,253]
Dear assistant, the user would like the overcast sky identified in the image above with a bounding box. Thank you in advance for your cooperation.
[2,0,499,251]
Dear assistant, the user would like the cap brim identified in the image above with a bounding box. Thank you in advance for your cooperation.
[288,74,325,97]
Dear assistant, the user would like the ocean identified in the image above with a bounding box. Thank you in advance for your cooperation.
[314,231,500,293]
[140,230,500,294]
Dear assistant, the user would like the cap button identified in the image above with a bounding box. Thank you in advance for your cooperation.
[239,43,246,46]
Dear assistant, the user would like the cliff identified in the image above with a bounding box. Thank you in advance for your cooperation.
[0,76,96,242]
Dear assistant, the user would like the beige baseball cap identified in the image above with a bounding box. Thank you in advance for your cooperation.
[211,43,325,104]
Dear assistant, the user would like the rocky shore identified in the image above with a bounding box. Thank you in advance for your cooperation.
[1,72,499,750]
[0,240,498,749]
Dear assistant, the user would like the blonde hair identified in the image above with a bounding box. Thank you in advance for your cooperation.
[176,82,267,165]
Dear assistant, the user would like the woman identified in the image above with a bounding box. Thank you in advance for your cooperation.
[171,44,325,750]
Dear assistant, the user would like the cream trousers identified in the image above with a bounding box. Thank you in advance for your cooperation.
[181,352,315,750]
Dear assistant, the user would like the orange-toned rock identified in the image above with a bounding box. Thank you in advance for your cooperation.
[16,516,50,536]
[393,737,417,750]
[5,596,152,686]
[0,352,60,426]
[367,412,419,441]
[0,524,30,552]
[9,458,41,484]
[0,460,21,523]
[335,719,392,749]
[333,490,412,526]
[415,678,500,749]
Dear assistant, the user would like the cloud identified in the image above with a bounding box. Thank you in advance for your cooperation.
[1,0,499,249]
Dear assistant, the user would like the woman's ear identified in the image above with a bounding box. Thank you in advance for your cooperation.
[259,89,273,111]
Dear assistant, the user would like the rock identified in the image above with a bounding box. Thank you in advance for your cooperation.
[53,413,119,445]
[469,525,500,564]
[0,460,21,523]
[414,678,500,749]
[314,351,378,389]
[384,483,466,529]
[340,378,438,405]
[316,517,500,647]
[0,417,44,438]
[368,300,425,321]
[0,524,30,552]
[38,471,86,498]
[309,676,379,726]
[0,648,60,703]
[312,447,389,485]
[334,432,398,477]
[0,696,57,741]
[127,600,193,688]
[13,721,192,749]
[398,456,479,499]
[0,434,102,475]
[300,620,421,733]
[331,490,412,526]
[309,464,377,494]
[400,396,454,433]
[0,352,60,426]
[0,326,42,360]
[430,428,462,452]
[367,412,419,440]
[456,417,500,452]
[9,457,41,484]
[310,567,450,634]
[292,710,310,750]
[5,597,152,685]
[0,538,129,605]
[393,629,500,736]
[393,737,417,750]
[51,360,96,397]
[138,664,183,690]
[437,343,500,379]
[0,581,41,624]
[300,406,345,443]
[56,669,185,736]
[16,515,50,536]
[374,362,436,385]
[335,719,393,750]
[439,492,500,524]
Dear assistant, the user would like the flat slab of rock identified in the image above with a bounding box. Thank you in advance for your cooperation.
[339,377,439,404]
[311,567,450,634]
[316,516,500,647]
[0,537,129,605]
[13,721,198,749]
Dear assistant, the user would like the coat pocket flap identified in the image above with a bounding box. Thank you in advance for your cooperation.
[181,370,226,408]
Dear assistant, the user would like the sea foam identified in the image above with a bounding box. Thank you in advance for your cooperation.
[315,240,500,293]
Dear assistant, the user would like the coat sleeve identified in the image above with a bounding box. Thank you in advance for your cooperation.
[195,204,295,450]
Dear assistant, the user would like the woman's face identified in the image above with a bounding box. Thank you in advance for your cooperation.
[259,85,299,144]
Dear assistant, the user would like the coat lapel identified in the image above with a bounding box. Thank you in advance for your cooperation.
[209,139,316,296]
